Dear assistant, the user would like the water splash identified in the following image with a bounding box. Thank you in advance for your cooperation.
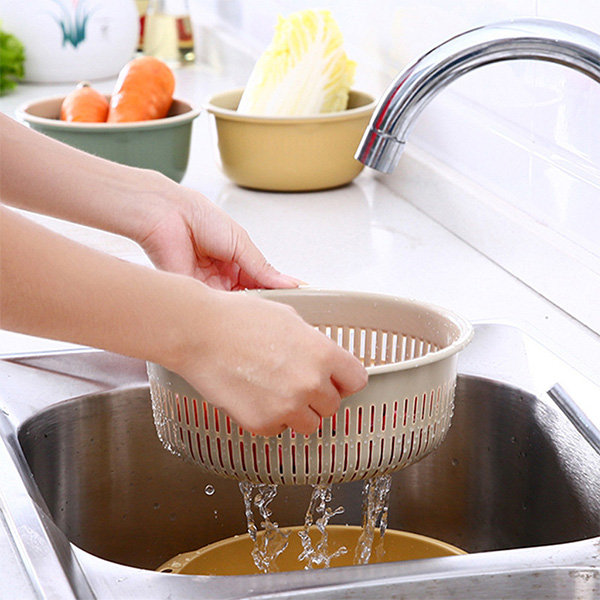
[237,474,393,572]
[298,484,347,569]
[354,474,393,564]
[239,482,291,573]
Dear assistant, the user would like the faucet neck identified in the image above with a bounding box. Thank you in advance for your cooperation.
[357,18,600,173]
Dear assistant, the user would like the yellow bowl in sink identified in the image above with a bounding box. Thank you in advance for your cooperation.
[157,525,466,575]
[204,89,376,192]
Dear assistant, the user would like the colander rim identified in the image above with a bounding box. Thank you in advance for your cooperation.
[250,288,474,375]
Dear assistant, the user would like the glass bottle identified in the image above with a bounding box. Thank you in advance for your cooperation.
[143,0,195,65]
[135,0,149,53]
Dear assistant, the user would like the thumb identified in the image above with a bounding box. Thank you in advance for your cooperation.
[234,234,305,290]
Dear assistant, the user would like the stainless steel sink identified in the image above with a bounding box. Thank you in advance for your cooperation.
[1,323,599,599]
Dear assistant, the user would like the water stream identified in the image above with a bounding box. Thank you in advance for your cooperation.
[298,484,347,569]
[239,481,291,573]
[354,474,393,564]
[239,474,394,573]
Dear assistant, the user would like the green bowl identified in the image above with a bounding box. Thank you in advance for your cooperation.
[17,96,200,182]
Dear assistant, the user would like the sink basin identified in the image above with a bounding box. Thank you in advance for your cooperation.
[17,375,600,569]
[1,323,600,598]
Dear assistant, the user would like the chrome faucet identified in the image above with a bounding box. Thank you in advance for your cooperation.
[356,18,600,173]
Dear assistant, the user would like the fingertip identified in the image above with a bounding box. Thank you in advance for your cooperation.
[356,365,369,390]
[270,273,307,289]
[251,422,288,437]
[334,354,369,398]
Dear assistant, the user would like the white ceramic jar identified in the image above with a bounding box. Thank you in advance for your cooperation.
[0,0,139,83]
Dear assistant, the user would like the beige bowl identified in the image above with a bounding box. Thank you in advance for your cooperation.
[17,96,200,182]
[157,525,466,575]
[205,89,376,192]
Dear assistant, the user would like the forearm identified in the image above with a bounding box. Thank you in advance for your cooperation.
[0,205,204,367]
[0,112,178,241]
[0,206,367,435]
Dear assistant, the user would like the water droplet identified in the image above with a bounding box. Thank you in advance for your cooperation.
[451,457,459,466]
[204,484,215,496]
[153,502,160,510]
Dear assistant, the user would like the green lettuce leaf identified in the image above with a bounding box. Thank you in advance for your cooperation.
[0,28,25,96]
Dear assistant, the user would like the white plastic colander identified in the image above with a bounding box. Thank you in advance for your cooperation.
[147,289,473,486]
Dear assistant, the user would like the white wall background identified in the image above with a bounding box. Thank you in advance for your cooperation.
[192,0,600,265]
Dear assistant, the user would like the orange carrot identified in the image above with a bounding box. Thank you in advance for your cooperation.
[107,56,175,123]
[60,82,109,123]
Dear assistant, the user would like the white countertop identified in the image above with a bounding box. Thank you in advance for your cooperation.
[1,63,599,396]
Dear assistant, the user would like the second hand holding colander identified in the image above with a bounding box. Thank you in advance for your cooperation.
[148,289,473,486]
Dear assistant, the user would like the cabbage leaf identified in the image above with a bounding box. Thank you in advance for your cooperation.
[238,9,356,116]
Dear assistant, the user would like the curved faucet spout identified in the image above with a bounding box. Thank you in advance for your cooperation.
[356,18,600,173]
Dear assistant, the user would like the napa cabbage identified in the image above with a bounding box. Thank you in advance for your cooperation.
[237,9,356,116]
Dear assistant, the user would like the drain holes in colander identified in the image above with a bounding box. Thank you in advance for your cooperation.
[193,399,201,428]
[406,431,415,461]
[227,439,235,470]
[366,440,374,471]
[216,438,226,469]
[186,430,195,460]
[304,446,310,476]
[239,441,247,473]
[387,436,397,467]
[330,414,337,436]
[412,396,418,424]
[377,438,385,468]
[343,442,349,472]
[400,336,408,361]
[252,442,259,473]
[196,433,204,463]
[206,435,214,466]
[318,444,323,474]
[183,397,190,426]
[264,444,275,485]
[355,442,362,473]
[415,430,423,457]
[427,392,434,419]
[203,401,209,429]
[264,443,271,474]
[329,444,336,485]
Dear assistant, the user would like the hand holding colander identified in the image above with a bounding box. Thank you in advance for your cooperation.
[148,289,473,486]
